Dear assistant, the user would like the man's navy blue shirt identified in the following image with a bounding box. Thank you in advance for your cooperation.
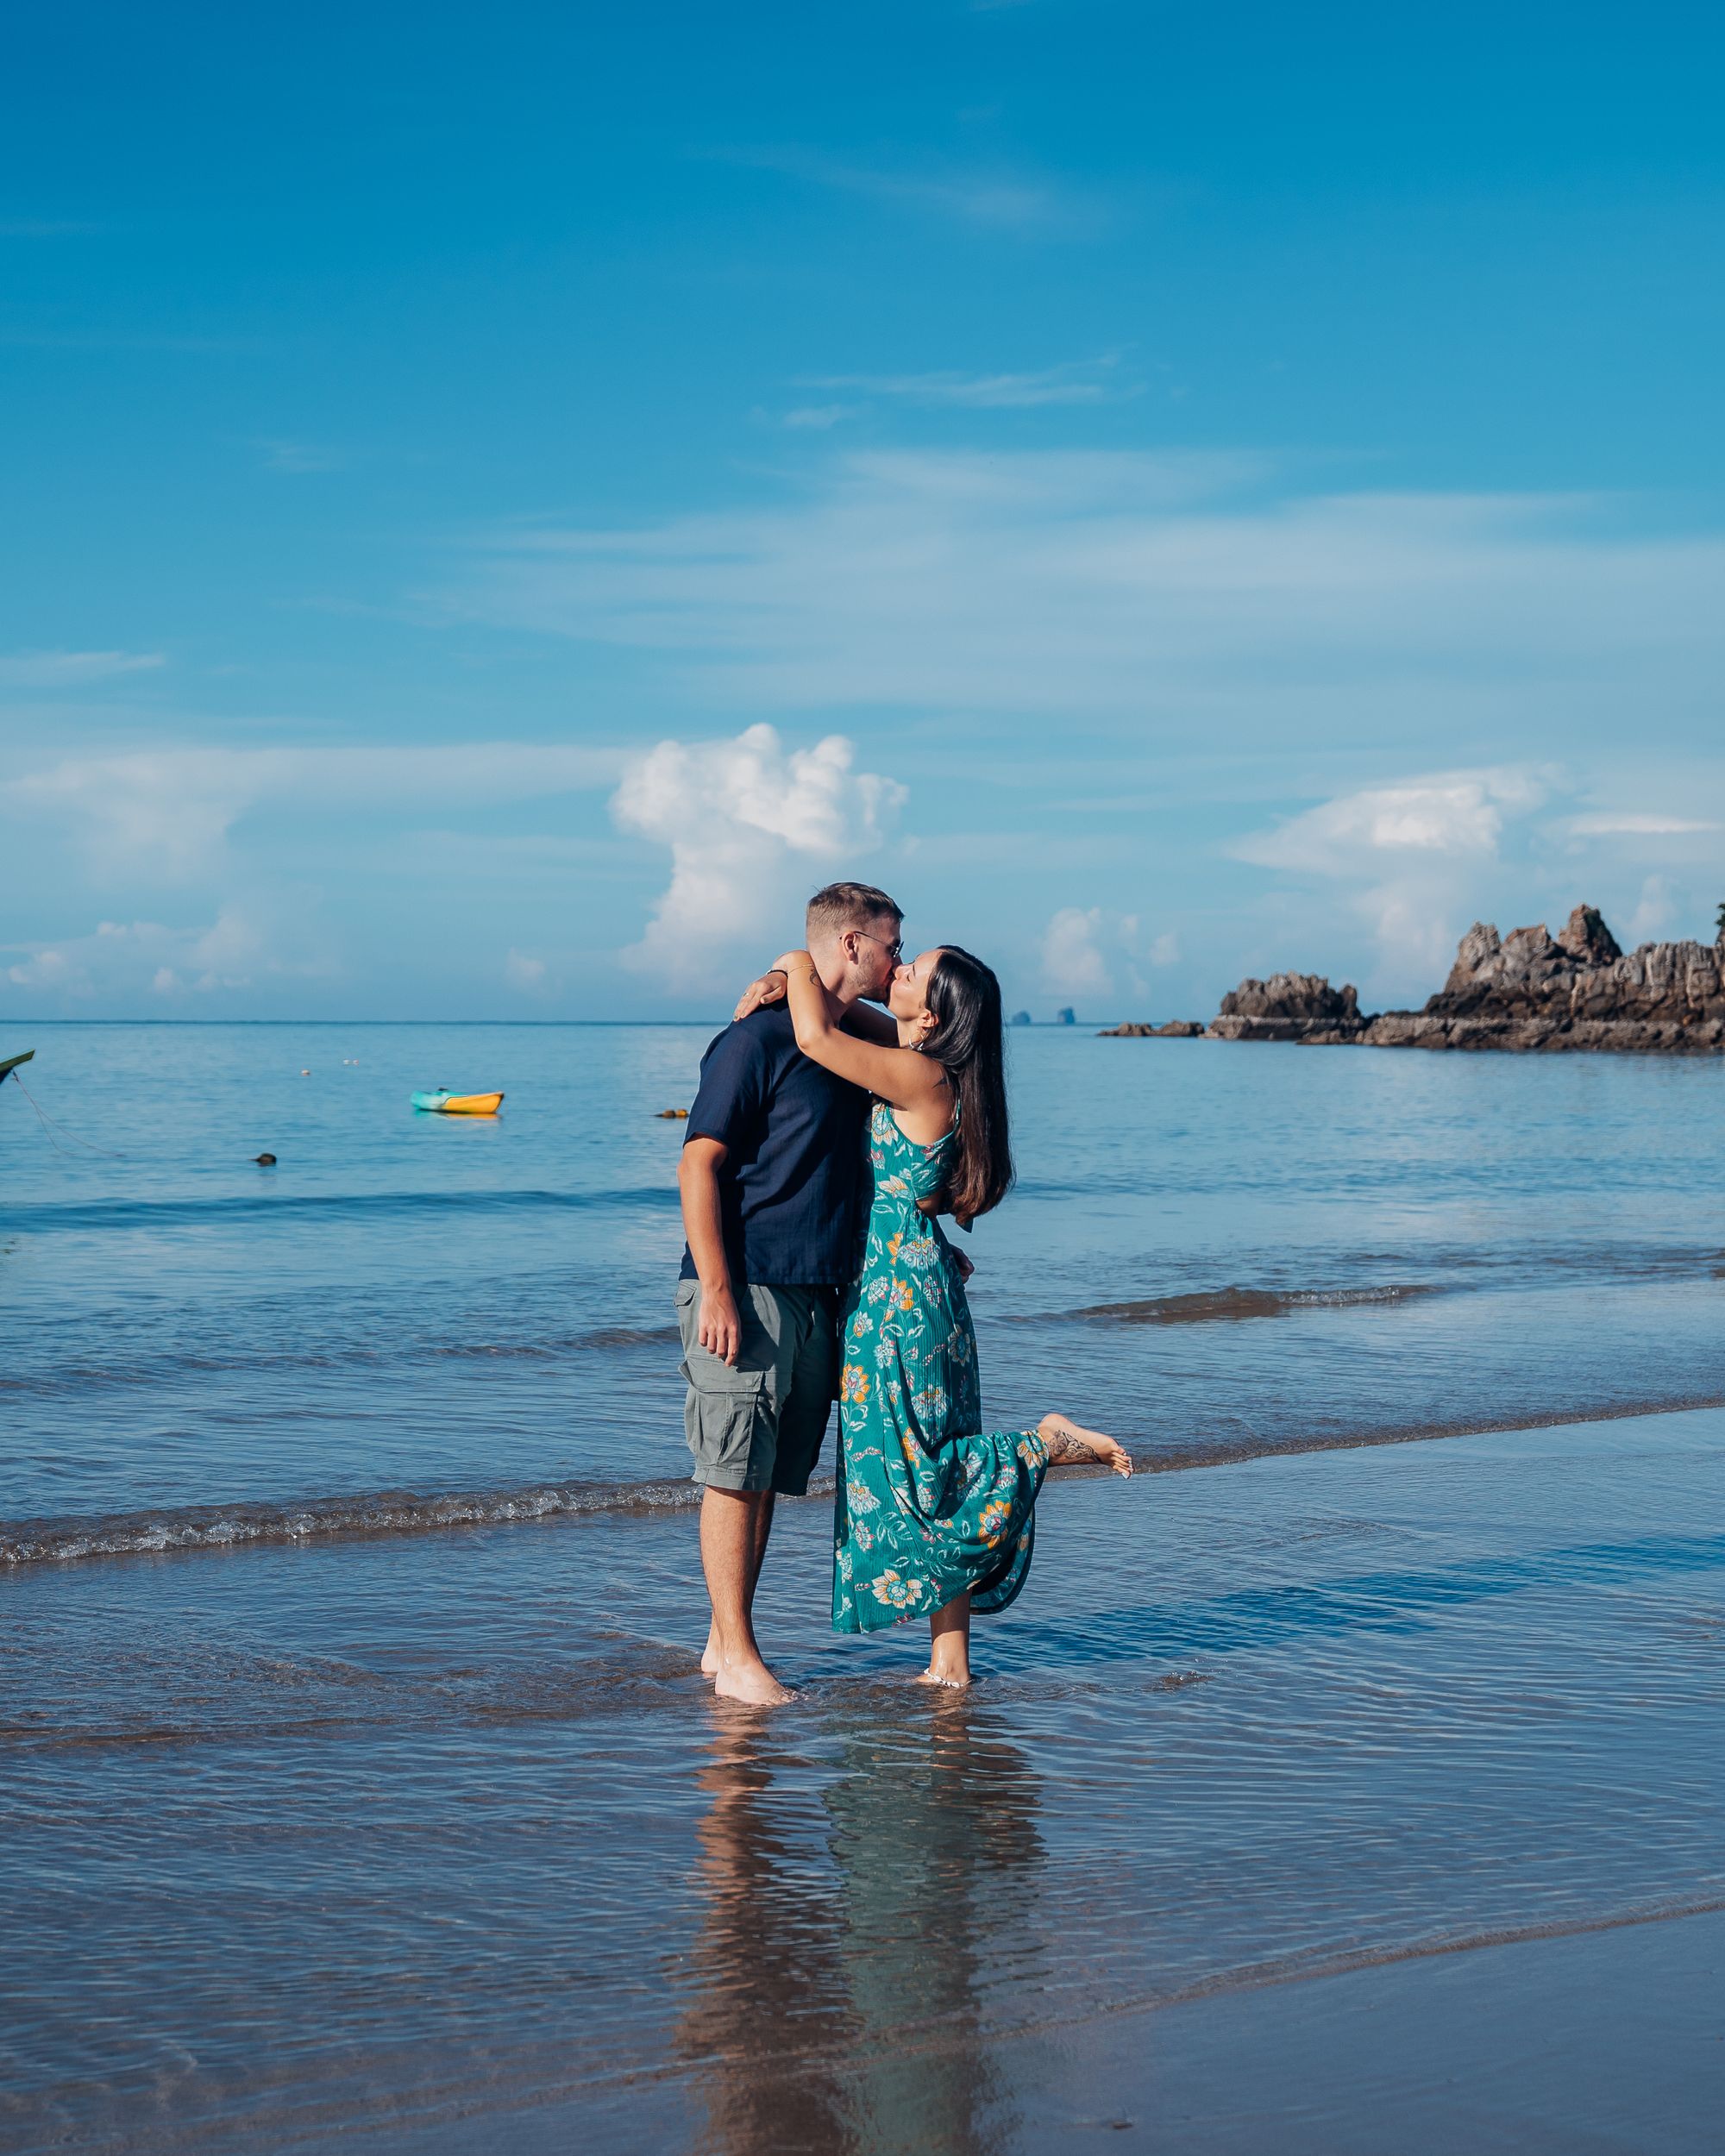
[678,1006,868,1287]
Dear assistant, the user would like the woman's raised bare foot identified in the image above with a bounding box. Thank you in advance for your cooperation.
[1038,1412,1133,1477]
[713,1653,796,1706]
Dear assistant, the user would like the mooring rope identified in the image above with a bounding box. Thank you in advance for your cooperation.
[7,1070,127,1159]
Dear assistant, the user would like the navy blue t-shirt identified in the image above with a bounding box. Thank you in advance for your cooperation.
[678,1006,868,1287]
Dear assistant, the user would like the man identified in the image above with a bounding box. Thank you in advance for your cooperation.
[676,881,903,1704]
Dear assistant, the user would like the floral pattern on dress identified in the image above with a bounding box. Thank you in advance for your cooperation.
[831,1100,1050,1635]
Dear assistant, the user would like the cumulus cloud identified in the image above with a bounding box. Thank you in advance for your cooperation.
[2,743,622,880]
[1235,770,1549,879]
[611,724,906,987]
[1233,768,1556,984]
[5,907,319,1000]
[1038,905,1172,1007]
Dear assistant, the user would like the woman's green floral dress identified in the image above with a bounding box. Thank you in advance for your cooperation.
[833,1101,1050,1634]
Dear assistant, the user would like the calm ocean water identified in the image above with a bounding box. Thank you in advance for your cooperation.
[4,1021,1724,1544]
[4,1024,1723,2151]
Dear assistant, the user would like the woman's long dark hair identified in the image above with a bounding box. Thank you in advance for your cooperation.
[923,946,1013,1227]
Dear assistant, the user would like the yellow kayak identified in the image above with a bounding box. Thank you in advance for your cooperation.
[411,1088,504,1115]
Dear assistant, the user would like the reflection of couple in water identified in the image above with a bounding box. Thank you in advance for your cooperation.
[674,881,1131,1704]
[681,1712,1044,2153]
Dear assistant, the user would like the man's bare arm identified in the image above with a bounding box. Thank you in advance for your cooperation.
[678,1137,741,1365]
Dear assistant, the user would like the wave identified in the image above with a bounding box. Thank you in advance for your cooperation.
[1,1185,679,1234]
[1027,1283,1446,1326]
[0,1476,708,1565]
[11,1388,1725,1569]
[0,1321,682,1399]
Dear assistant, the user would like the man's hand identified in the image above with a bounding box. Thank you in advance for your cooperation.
[698,1282,743,1366]
[733,970,787,1022]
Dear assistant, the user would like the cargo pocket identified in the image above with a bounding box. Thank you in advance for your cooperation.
[680,1353,773,1489]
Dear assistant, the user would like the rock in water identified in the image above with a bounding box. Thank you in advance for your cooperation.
[253,1153,277,1165]
[1207,974,1370,1044]
[1362,904,1725,1054]
[1098,1020,1205,1037]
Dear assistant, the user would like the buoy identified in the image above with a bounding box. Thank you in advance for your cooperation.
[254,1153,277,1166]
[656,1107,690,1119]
[300,1069,310,1076]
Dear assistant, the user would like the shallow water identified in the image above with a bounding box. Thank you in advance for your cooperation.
[3,1413,1723,2152]
[3,1025,1724,2150]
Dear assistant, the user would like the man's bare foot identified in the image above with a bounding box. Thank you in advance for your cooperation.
[1038,1411,1133,1476]
[713,1654,796,1706]
[700,1626,719,1678]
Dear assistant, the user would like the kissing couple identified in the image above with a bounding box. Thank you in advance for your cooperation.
[675,881,1132,1706]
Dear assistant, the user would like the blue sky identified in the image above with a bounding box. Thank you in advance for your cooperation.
[3,0,1722,1019]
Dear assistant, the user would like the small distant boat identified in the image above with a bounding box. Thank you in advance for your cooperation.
[411,1088,504,1116]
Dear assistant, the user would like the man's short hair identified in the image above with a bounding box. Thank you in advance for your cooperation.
[806,881,901,942]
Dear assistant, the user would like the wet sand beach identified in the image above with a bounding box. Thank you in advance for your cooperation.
[6,1406,1723,2153]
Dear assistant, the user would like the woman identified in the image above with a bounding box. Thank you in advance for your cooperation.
[768,941,1131,1689]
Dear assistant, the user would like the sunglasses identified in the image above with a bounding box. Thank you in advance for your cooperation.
[854,929,904,962]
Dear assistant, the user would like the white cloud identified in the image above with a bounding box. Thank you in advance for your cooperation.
[0,649,166,687]
[1627,874,1682,942]
[2,743,623,880]
[448,452,1725,744]
[723,149,1089,235]
[611,724,906,987]
[797,356,1133,409]
[1566,812,1719,837]
[6,946,73,988]
[781,404,856,430]
[255,438,343,473]
[1039,906,1113,1002]
[1038,905,1164,1006]
[505,949,548,991]
[4,906,322,1000]
[1233,768,1556,984]
[1234,769,1549,879]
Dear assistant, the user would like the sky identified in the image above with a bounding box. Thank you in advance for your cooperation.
[3,0,1722,1021]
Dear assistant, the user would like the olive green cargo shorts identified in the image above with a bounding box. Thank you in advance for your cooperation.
[674,1281,840,1495]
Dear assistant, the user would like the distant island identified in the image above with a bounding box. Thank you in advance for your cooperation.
[1101,905,1725,1054]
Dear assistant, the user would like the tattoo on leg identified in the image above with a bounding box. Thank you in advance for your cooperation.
[1045,1431,1091,1463]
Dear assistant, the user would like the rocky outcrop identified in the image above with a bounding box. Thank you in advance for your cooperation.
[1206,973,1369,1045]
[1098,1019,1205,1037]
[1102,905,1725,1054]
[1361,906,1725,1054]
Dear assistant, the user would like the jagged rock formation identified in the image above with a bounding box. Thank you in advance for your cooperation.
[1104,905,1725,1054]
[1362,906,1725,1053]
[1098,1019,1204,1037]
[1207,973,1369,1045]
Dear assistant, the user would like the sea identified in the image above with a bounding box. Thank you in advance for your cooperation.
[3,1021,1723,2152]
